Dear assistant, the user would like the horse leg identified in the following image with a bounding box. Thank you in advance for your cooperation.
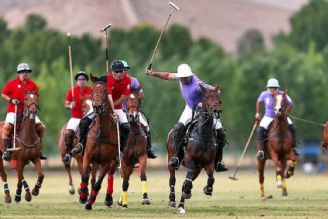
[168,166,176,208]
[105,161,117,207]
[202,164,214,196]
[0,160,11,203]
[22,178,31,202]
[139,155,150,205]
[85,162,112,210]
[286,153,297,179]
[119,161,134,209]
[64,161,75,195]
[31,158,44,197]
[257,159,266,199]
[15,161,23,203]
[178,160,194,213]
[281,160,288,197]
[79,164,91,204]
[271,154,283,189]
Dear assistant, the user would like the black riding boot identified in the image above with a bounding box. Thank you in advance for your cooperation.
[256,126,267,160]
[146,130,157,159]
[120,123,130,152]
[169,122,185,169]
[2,139,12,162]
[71,117,93,155]
[215,128,228,172]
[288,124,299,156]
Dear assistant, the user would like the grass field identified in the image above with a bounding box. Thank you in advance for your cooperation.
[0,167,328,218]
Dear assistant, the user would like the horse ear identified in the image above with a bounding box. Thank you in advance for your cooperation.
[284,89,288,94]
[90,74,96,82]
[199,83,207,92]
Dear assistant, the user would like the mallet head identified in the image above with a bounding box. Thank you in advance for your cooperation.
[67,32,71,37]
[168,1,180,11]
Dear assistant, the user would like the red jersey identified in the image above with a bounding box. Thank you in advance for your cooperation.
[66,86,92,119]
[2,77,39,113]
[107,75,131,109]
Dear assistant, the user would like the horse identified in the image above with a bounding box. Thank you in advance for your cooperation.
[79,75,118,210]
[257,90,297,199]
[321,121,328,150]
[167,84,221,214]
[57,96,98,195]
[118,92,150,208]
[0,122,12,203]
[10,91,45,203]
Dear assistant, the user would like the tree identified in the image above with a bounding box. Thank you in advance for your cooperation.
[25,14,47,31]
[237,28,265,58]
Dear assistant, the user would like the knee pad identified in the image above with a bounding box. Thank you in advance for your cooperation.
[64,129,75,146]
[257,127,266,141]
[216,128,226,147]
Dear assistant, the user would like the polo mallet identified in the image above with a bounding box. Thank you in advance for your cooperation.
[8,104,20,151]
[67,32,74,99]
[147,1,180,70]
[100,24,112,73]
[229,121,258,180]
[116,121,122,169]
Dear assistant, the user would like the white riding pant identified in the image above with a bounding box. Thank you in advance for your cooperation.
[139,112,149,131]
[66,118,81,131]
[259,116,293,130]
[178,104,222,129]
[114,109,128,124]
[5,112,41,124]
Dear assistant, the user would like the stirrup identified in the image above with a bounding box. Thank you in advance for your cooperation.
[256,150,265,160]
[71,143,83,155]
[169,156,179,169]
[215,161,228,172]
[2,151,11,162]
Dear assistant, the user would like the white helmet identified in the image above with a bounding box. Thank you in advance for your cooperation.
[17,63,32,73]
[175,64,194,78]
[266,78,280,88]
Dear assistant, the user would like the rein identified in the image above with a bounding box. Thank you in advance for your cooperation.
[289,115,325,127]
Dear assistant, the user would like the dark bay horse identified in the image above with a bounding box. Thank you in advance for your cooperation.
[79,75,118,210]
[11,91,44,203]
[167,84,221,214]
[321,121,328,150]
[118,93,150,208]
[0,121,12,203]
[257,91,297,199]
[57,97,97,195]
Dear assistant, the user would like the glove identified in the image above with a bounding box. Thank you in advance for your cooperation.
[10,98,20,105]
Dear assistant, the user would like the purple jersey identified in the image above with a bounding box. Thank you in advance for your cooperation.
[173,74,209,108]
[257,90,293,118]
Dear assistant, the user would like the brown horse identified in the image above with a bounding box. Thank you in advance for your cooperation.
[118,93,150,208]
[167,84,221,214]
[0,122,12,203]
[79,75,118,210]
[10,91,44,203]
[57,96,97,195]
[257,91,297,199]
[321,121,328,150]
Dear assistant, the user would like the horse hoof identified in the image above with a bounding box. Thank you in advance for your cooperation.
[141,198,150,205]
[4,193,12,204]
[32,188,39,196]
[182,192,191,199]
[79,197,87,204]
[286,171,294,179]
[282,191,288,197]
[15,195,21,203]
[105,195,113,207]
[121,204,128,209]
[276,182,282,189]
[203,186,212,196]
[25,191,32,202]
[69,185,75,195]
[168,201,176,208]
[85,203,92,210]
[178,207,186,214]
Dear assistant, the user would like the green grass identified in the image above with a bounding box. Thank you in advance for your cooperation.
[0,167,327,218]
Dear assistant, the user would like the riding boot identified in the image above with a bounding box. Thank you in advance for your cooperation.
[256,126,267,160]
[36,123,47,160]
[169,122,185,169]
[289,124,299,156]
[71,117,93,155]
[215,128,228,172]
[120,123,130,152]
[2,123,13,162]
[146,130,157,159]
[63,129,74,163]
[2,139,12,162]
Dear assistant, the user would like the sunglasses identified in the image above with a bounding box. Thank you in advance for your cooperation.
[113,70,123,73]
[77,78,87,81]
[18,71,31,74]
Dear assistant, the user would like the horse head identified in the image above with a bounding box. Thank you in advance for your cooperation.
[126,91,142,124]
[23,90,39,118]
[90,74,108,114]
[274,89,288,118]
[200,83,221,115]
